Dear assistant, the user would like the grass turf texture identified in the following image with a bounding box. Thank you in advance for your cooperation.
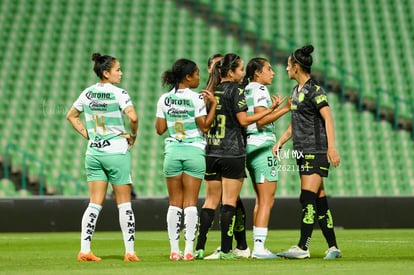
[0,229,413,275]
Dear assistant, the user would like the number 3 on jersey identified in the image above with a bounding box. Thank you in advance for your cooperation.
[210,114,226,138]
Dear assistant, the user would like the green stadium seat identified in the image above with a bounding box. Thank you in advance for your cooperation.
[0,0,413,198]
[16,189,32,197]
[0,178,16,197]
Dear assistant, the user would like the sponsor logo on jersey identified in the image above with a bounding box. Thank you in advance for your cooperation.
[89,100,108,111]
[164,97,191,107]
[86,91,112,100]
[238,99,246,108]
[315,94,327,104]
[167,107,188,116]
[257,95,267,104]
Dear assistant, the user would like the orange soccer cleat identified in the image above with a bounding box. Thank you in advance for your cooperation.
[124,252,141,262]
[77,251,102,262]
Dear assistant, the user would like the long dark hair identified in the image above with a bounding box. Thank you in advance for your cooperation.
[208,53,241,92]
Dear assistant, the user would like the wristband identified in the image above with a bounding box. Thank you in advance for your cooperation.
[130,132,137,137]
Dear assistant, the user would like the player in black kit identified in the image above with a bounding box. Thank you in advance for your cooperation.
[273,45,342,260]
[201,53,279,259]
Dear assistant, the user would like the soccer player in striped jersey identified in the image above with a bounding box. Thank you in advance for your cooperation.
[243,57,291,259]
[67,53,140,262]
[155,59,217,261]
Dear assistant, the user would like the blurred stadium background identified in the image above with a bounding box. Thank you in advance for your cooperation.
[1,0,413,202]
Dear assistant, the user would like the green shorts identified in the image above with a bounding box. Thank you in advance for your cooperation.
[85,151,132,184]
[246,142,278,183]
[163,142,205,179]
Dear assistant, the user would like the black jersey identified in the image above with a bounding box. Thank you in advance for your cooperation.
[206,81,248,157]
[291,78,329,154]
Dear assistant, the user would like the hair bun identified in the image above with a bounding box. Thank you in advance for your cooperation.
[301,45,314,56]
[92,52,102,61]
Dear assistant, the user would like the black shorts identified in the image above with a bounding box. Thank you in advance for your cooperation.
[296,153,330,177]
[205,156,247,180]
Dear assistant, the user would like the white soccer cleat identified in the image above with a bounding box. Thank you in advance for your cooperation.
[233,247,251,258]
[204,247,221,260]
[277,245,310,259]
[251,248,279,259]
[324,246,342,259]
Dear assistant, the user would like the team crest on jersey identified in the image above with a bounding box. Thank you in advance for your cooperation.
[298,93,305,103]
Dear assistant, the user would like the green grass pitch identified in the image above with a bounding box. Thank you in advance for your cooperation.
[0,229,413,274]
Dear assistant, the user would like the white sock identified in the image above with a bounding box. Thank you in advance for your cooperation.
[118,202,135,254]
[253,227,268,252]
[184,206,198,254]
[80,203,102,253]
[167,206,182,253]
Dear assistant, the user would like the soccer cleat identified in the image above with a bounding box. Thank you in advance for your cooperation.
[324,246,342,259]
[77,251,102,262]
[195,249,204,260]
[183,252,194,261]
[251,248,279,259]
[204,247,221,260]
[277,245,310,259]
[124,252,141,262]
[218,251,237,260]
[233,247,251,258]
[169,251,183,261]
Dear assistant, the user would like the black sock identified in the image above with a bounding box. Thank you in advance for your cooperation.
[316,196,338,248]
[234,198,247,250]
[220,204,236,253]
[195,208,215,250]
[298,190,317,251]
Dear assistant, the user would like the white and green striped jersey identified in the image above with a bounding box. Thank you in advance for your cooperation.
[156,88,207,150]
[73,82,133,155]
[244,82,276,146]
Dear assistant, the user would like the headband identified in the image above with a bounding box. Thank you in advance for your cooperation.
[292,52,311,69]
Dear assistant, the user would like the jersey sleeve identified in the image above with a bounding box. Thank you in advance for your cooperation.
[233,87,248,113]
[156,94,166,118]
[311,85,329,110]
[253,85,270,108]
[73,91,85,112]
[193,93,207,118]
[118,90,133,111]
